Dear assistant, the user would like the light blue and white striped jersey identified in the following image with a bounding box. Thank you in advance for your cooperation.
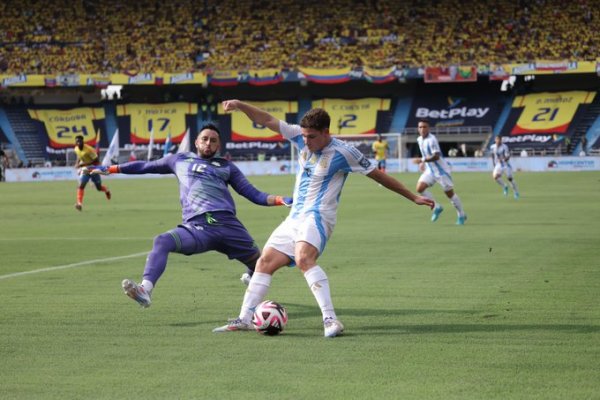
[417,133,451,178]
[490,143,511,168]
[280,121,375,225]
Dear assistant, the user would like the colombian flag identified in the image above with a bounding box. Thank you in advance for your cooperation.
[298,67,351,84]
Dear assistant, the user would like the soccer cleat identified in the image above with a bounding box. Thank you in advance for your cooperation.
[503,186,509,197]
[105,190,111,200]
[75,203,82,211]
[514,192,520,200]
[431,206,444,222]
[324,317,344,338]
[122,279,152,308]
[212,318,253,333]
[456,214,467,225]
[240,272,251,286]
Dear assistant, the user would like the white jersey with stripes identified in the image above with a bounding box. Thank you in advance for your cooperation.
[417,132,452,178]
[490,143,511,168]
[279,121,375,227]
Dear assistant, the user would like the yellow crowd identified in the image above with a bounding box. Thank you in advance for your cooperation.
[0,0,598,75]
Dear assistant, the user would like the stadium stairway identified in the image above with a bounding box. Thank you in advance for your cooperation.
[389,96,413,133]
[4,107,46,165]
[491,94,515,149]
[570,94,600,155]
[0,107,29,164]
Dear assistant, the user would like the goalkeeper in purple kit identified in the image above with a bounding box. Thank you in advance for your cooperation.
[85,124,291,308]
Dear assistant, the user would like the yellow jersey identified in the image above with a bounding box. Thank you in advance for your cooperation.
[74,144,99,166]
[372,140,388,161]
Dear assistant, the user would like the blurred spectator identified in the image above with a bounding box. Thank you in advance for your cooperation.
[580,136,588,156]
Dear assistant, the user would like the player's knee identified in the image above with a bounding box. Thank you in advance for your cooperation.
[256,254,283,274]
[152,233,177,253]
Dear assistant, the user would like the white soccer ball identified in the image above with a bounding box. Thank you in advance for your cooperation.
[252,300,288,336]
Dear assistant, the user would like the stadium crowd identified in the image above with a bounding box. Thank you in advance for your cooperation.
[0,0,598,74]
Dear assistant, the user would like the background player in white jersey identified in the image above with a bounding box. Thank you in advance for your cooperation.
[490,135,519,199]
[413,119,467,225]
[214,100,434,337]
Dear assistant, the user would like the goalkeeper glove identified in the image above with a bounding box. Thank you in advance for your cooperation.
[274,196,293,207]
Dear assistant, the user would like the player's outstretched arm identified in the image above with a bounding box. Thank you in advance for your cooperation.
[366,169,434,209]
[222,99,281,133]
[83,165,119,175]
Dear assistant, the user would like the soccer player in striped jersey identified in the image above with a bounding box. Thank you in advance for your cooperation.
[85,124,292,308]
[490,136,519,199]
[73,135,111,211]
[414,119,467,225]
[214,100,434,337]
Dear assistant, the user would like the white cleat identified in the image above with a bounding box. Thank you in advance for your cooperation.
[240,272,251,286]
[324,317,344,338]
[122,279,152,308]
[212,318,253,333]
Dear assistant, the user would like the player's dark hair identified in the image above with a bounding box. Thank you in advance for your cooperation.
[300,108,330,131]
[417,119,430,126]
[75,135,84,141]
[199,123,221,137]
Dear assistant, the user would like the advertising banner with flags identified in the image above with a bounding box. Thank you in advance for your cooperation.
[102,129,120,166]
[117,102,197,145]
[28,107,106,149]
[218,100,296,141]
[407,93,502,128]
[311,98,391,134]
[499,91,597,147]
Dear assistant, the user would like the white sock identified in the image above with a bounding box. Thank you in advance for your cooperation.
[141,280,154,293]
[509,179,518,192]
[421,190,439,209]
[239,272,271,324]
[495,177,506,188]
[450,194,465,217]
[304,266,336,321]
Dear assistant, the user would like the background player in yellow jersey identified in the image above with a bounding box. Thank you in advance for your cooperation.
[73,135,111,211]
[371,134,389,172]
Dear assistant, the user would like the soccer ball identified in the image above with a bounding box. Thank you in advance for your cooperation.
[252,300,288,336]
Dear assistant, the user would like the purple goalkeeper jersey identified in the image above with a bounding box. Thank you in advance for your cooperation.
[118,153,269,222]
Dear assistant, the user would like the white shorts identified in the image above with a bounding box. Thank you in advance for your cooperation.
[493,164,513,179]
[418,171,454,192]
[265,214,333,259]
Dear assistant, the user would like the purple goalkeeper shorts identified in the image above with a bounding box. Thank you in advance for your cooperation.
[172,211,259,263]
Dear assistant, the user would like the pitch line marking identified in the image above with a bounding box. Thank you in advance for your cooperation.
[0,251,149,281]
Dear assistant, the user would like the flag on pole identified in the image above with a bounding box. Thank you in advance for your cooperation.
[129,146,137,161]
[102,129,120,166]
[177,128,190,154]
[163,132,172,157]
[95,129,101,153]
[147,128,154,161]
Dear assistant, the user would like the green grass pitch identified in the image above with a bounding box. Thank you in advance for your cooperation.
[1,171,599,399]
